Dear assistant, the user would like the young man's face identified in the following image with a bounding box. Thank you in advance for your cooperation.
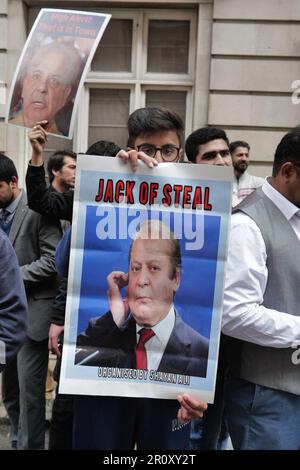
[53,156,77,190]
[196,139,232,166]
[134,131,182,163]
[127,238,180,327]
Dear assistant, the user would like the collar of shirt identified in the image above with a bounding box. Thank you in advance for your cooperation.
[0,190,22,218]
[136,305,175,348]
[262,178,300,222]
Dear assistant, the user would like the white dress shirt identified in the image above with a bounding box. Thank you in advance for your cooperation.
[136,305,175,371]
[222,178,300,348]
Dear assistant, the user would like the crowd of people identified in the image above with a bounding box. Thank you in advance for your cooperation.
[1,105,300,450]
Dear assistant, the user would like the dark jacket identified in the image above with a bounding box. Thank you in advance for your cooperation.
[26,164,73,221]
[9,191,61,341]
[76,311,209,378]
[25,167,72,325]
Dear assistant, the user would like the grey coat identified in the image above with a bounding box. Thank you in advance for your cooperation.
[8,191,62,341]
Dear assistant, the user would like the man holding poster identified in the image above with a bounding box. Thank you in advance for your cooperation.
[27,107,231,449]
[76,219,209,377]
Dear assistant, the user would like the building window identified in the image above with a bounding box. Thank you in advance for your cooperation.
[147,20,190,74]
[88,88,130,148]
[91,19,133,73]
[81,8,196,151]
[27,6,196,152]
[145,90,187,125]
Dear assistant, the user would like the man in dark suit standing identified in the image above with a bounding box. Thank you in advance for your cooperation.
[76,219,209,377]
[0,153,61,449]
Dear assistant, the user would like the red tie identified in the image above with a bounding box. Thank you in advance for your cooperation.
[135,328,155,370]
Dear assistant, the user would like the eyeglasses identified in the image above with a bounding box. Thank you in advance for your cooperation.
[201,149,230,161]
[136,144,181,162]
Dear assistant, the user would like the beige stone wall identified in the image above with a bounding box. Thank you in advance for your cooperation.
[213,0,300,20]
[209,0,300,176]
[1,0,300,180]
[193,2,214,129]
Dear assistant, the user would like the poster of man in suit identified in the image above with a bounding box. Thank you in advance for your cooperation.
[60,156,232,402]
[75,218,209,378]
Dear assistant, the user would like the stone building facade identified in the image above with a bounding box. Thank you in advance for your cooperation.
[1,0,300,181]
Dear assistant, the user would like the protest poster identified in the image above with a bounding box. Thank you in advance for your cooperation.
[60,156,232,402]
[6,9,110,138]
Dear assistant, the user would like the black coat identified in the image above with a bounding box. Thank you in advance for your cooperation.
[76,311,209,378]
[26,164,74,221]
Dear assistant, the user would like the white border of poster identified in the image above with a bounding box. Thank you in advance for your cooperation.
[60,156,232,402]
[6,9,111,139]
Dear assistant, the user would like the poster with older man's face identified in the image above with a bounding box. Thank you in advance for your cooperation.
[6,9,111,138]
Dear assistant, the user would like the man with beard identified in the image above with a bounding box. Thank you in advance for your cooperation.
[0,153,61,449]
[230,141,264,206]
[223,129,300,449]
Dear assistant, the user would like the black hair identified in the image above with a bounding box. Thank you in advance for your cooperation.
[47,150,77,183]
[86,140,121,157]
[127,107,184,149]
[273,129,300,176]
[229,140,250,154]
[0,153,18,183]
[185,127,229,163]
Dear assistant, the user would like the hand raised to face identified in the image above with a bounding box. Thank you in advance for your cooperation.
[107,271,129,328]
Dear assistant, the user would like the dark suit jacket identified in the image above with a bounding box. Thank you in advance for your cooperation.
[8,191,62,341]
[0,230,27,369]
[76,311,209,378]
[26,164,73,222]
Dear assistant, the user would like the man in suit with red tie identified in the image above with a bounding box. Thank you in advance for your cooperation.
[76,219,209,378]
